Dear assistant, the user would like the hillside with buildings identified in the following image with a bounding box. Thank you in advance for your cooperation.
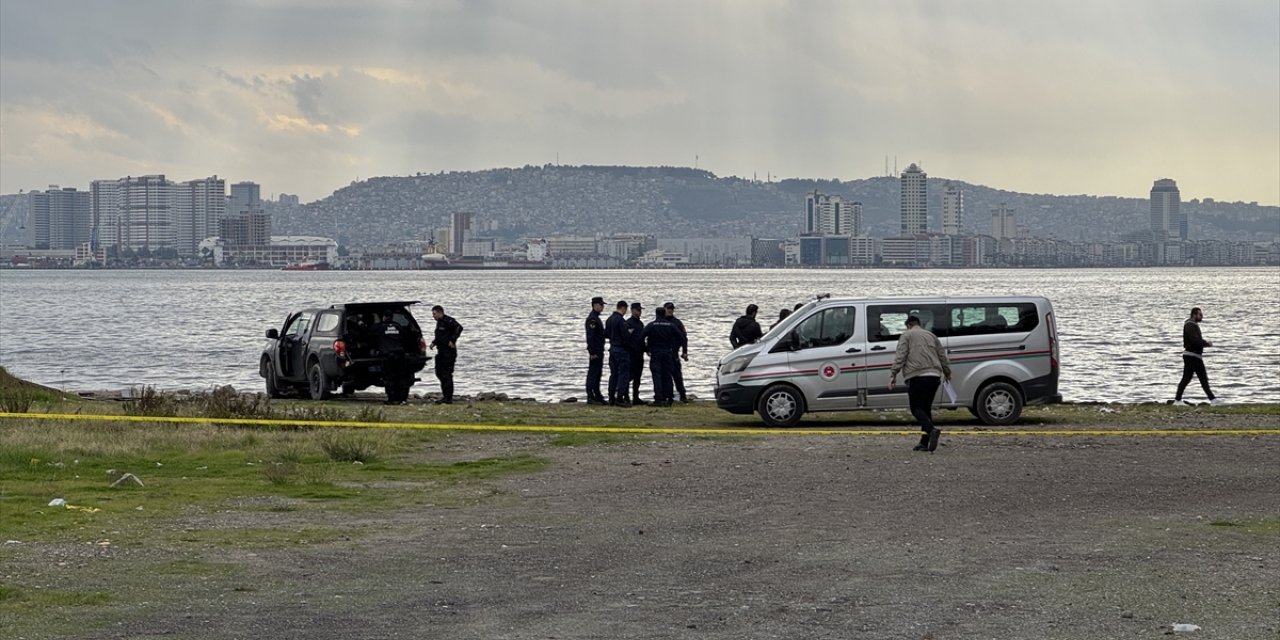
[264,165,1278,249]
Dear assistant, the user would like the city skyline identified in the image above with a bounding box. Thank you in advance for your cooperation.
[1,1,1277,206]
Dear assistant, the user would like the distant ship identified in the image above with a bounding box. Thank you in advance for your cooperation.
[420,255,550,270]
[282,258,330,271]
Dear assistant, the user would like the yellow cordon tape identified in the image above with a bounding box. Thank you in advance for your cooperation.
[0,412,1276,437]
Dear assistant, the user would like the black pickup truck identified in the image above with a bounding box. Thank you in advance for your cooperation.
[260,301,430,403]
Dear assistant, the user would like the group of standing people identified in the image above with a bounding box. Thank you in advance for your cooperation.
[585,297,688,407]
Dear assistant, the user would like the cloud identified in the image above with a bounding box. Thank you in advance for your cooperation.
[1,0,1276,203]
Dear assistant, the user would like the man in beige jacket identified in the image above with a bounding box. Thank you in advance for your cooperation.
[888,315,951,452]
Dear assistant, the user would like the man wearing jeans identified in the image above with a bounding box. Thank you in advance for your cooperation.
[888,315,952,452]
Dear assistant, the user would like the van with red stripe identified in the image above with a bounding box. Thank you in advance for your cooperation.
[715,296,1061,427]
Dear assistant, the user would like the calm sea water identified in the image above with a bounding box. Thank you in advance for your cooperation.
[1,267,1277,404]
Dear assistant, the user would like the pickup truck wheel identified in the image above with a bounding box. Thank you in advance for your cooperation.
[263,359,283,398]
[309,362,331,400]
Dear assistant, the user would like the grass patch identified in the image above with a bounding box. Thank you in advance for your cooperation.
[1207,517,1280,534]
[319,432,382,463]
[0,584,111,608]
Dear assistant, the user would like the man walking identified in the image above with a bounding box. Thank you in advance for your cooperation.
[888,315,952,452]
[643,306,680,406]
[626,302,646,404]
[1172,306,1216,405]
[584,296,607,405]
[664,302,690,402]
[729,304,763,348]
[429,305,463,404]
[605,300,632,407]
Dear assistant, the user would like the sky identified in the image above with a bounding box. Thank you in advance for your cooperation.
[1,0,1277,205]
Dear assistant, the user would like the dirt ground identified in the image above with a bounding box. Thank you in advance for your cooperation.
[10,415,1280,640]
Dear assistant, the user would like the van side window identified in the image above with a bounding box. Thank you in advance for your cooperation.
[868,304,944,341]
[792,306,857,349]
[950,303,1038,336]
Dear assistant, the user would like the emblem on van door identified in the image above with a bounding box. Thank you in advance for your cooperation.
[819,362,840,382]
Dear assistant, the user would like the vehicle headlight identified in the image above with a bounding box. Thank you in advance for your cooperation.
[719,354,755,376]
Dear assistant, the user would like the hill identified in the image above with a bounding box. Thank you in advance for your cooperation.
[268,165,1279,248]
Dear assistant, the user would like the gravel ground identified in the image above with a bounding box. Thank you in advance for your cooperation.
[12,418,1280,640]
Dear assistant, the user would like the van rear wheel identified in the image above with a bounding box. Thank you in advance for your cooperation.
[975,381,1022,425]
[757,384,804,428]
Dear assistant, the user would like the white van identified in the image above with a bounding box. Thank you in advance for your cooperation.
[715,296,1061,427]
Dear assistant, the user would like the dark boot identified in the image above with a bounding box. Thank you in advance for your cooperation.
[926,428,941,452]
[913,432,929,451]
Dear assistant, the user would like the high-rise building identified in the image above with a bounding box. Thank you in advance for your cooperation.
[29,186,91,250]
[941,182,963,235]
[804,191,862,236]
[900,163,928,235]
[991,204,1017,240]
[175,176,226,257]
[228,181,261,216]
[449,211,475,255]
[92,175,177,252]
[1150,178,1184,240]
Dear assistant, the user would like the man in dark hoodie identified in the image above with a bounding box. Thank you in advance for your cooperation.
[729,304,762,349]
[1171,306,1216,405]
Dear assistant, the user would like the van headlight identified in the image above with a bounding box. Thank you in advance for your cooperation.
[719,354,755,376]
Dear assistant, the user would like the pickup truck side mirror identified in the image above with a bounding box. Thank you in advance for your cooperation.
[266,328,279,340]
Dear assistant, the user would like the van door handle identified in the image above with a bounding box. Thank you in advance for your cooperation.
[845,347,861,353]
[871,346,886,351]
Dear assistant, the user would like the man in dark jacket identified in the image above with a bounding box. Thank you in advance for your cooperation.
[584,296,606,404]
[605,300,631,407]
[729,304,763,348]
[626,302,646,404]
[372,311,409,404]
[1172,306,1216,405]
[643,307,681,406]
[664,302,689,402]
[430,305,463,404]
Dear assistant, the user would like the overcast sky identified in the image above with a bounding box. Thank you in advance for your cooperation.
[1,0,1277,205]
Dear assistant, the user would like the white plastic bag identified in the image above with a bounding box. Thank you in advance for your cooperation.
[942,380,957,404]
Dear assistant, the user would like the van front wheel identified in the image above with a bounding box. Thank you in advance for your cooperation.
[975,381,1022,425]
[758,384,804,428]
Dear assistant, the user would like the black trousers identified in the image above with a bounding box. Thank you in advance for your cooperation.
[671,355,686,399]
[608,347,631,401]
[586,351,604,400]
[907,376,941,433]
[628,350,644,400]
[435,349,457,401]
[649,350,676,402]
[1176,355,1214,401]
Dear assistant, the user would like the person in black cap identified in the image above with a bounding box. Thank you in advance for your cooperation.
[584,296,606,404]
[663,302,689,402]
[605,300,632,407]
[643,306,680,406]
[626,302,646,404]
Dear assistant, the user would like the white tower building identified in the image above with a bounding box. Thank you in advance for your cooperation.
[900,163,928,235]
[941,182,963,235]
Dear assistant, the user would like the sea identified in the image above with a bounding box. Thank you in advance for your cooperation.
[1,267,1277,404]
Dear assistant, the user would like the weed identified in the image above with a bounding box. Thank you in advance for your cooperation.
[126,386,176,416]
[354,406,386,424]
[320,432,380,463]
[262,461,300,485]
[0,390,35,413]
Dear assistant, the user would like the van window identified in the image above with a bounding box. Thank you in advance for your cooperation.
[792,306,857,349]
[868,304,945,341]
[950,303,1038,336]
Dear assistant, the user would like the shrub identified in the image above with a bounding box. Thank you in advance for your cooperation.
[0,391,34,413]
[319,432,380,463]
